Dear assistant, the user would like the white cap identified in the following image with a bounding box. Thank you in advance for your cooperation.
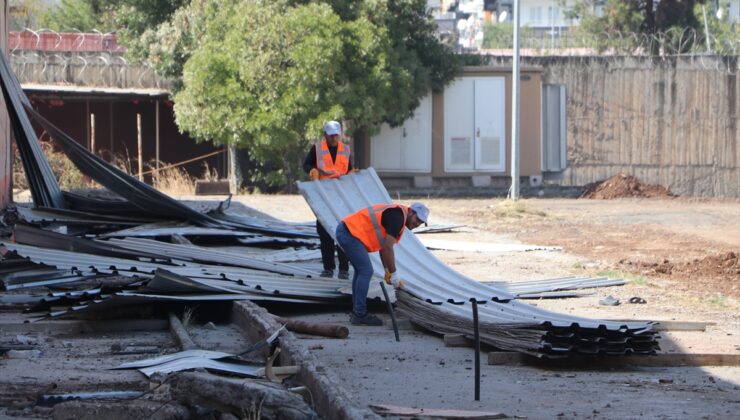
[409,202,429,225]
[323,121,341,136]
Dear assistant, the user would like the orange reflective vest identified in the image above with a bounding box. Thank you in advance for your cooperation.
[343,204,408,252]
[316,139,350,179]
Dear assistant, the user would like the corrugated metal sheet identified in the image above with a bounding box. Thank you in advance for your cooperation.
[297,168,659,357]
[1,242,348,302]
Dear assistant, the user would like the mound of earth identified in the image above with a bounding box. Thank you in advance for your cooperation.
[620,252,740,298]
[581,172,672,199]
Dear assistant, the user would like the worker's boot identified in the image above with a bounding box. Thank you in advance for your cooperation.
[350,312,383,326]
[319,269,334,278]
[337,269,350,280]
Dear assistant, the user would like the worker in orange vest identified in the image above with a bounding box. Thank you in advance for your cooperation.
[303,121,353,279]
[335,202,429,326]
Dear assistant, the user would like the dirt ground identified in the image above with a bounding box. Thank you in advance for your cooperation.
[229,193,740,349]
[228,192,740,418]
[3,191,738,418]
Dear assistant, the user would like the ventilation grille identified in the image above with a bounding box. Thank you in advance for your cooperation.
[479,136,501,166]
[450,137,472,166]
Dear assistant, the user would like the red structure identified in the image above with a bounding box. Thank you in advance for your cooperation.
[10,30,124,52]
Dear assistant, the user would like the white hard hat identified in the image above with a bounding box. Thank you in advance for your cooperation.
[409,202,429,225]
[323,121,341,136]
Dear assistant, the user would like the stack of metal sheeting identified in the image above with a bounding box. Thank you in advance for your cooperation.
[297,168,659,358]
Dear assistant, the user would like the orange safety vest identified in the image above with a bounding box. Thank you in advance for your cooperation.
[316,139,350,179]
[343,204,408,252]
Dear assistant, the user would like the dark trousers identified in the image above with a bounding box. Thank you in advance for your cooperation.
[317,220,349,271]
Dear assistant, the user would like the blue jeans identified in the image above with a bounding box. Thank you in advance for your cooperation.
[335,222,374,316]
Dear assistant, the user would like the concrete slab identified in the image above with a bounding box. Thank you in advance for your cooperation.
[273,309,740,420]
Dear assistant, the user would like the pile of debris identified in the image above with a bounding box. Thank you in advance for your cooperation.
[0,50,660,359]
[581,172,673,199]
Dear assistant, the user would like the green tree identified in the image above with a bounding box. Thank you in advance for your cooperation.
[114,0,189,71]
[37,0,119,32]
[695,1,739,54]
[9,0,49,31]
[564,0,708,54]
[117,0,460,189]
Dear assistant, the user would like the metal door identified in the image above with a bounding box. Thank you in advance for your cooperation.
[473,78,505,171]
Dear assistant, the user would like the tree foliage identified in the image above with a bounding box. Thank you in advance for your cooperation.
[482,22,535,49]
[564,0,708,54]
[118,0,460,189]
[695,1,739,55]
[10,0,111,32]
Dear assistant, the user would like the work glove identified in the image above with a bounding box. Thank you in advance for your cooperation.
[309,168,319,181]
[349,168,359,174]
[384,271,404,289]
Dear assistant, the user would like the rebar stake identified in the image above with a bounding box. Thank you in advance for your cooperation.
[471,298,481,401]
[379,281,400,342]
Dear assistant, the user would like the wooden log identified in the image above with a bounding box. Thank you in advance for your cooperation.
[255,366,299,377]
[273,316,349,339]
[168,313,197,351]
[169,372,317,420]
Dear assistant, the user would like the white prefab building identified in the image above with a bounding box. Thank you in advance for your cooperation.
[357,66,566,188]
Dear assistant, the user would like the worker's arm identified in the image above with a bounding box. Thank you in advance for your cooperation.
[378,235,397,275]
[303,145,317,174]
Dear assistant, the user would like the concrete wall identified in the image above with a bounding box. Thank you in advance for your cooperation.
[490,55,739,197]
[1,2,10,208]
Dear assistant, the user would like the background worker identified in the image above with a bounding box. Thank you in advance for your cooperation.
[303,121,353,279]
[335,202,429,326]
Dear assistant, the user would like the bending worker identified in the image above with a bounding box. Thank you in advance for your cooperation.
[303,120,352,279]
[335,202,429,326]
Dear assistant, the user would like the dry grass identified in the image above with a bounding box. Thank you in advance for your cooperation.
[152,165,195,195]
[13,138,220,197]
[181,306,197,332]
[487,199,547,218]
[12,140,98,192]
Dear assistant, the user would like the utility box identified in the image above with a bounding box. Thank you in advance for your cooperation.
[363,66,543,188]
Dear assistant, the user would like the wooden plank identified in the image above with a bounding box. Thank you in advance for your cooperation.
[195,180,230,195]
[605,319,715,332]
[488,352,740,367]
[443,334,472,348]
[370,404,505,419]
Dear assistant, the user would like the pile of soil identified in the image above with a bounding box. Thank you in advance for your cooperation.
[620,252,740,298]
[581,172,673,199]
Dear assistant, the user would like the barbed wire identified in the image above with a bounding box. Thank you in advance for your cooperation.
[479,28,739,75]
[9,50,171,90]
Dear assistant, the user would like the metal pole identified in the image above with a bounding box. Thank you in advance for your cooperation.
[379,281,400,342]
[550,0,555,50]
[155,100,160,185]
[509,0,521,200]
[85,100,90,150]
[471,298,480,401]
[137,113,143,181]
[90,113,95,155]
[109,102,114,160]
[702,6,712,53]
